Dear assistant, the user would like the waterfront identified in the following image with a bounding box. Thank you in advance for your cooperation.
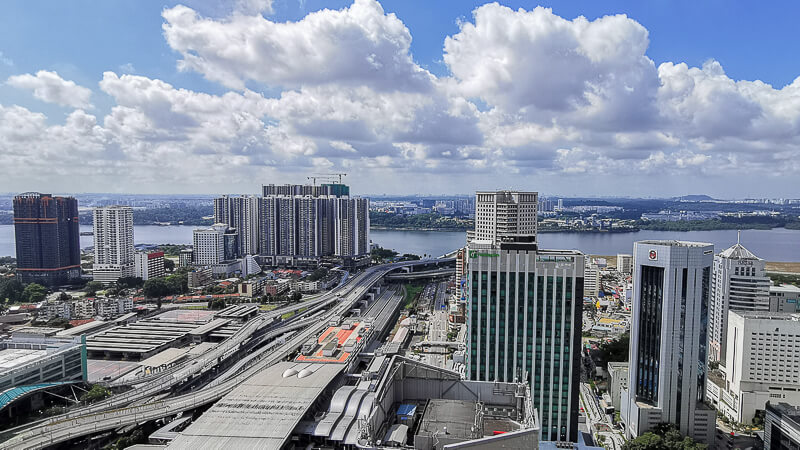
[1,225,799,262]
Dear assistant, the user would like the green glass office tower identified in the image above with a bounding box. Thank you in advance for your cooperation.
[466,191,584,442]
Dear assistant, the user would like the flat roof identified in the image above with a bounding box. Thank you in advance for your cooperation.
[167,362,343,449]
[154,309,216,324]
[187,342,217,356]
[140,348,188,368]
[771,284,800,294]
[417,399,480,440]
[56,320,107,337]
[86,359,140,382]
[189,318,230,336]
[0,348,47,372]
[732,311,800,321]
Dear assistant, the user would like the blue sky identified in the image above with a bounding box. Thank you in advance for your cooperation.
[1,0,799,197]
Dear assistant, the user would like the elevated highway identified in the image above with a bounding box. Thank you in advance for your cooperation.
[0,258,452,450]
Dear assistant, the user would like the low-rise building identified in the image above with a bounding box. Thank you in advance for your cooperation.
[770,284,800,313]
[238,277,269,298]
[765,402,800,450]
[0,333,85,391]
[720,311,800,424]
[616,254,633,274]
[94,298,134,319]
[71,300,95,319]
[264,278,291,297]
[38,302,72,321]
[188,267,213,289]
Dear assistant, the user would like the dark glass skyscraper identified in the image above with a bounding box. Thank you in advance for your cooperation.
[13,192,81,286]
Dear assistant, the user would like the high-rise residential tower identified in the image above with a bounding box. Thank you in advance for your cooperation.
[13,192,81,286]
[92,206,135,285]
[621,240,716,446]
[257,183,369,264]
[466,190,583,442]
[213,195,260,256]
[708,236,771,363]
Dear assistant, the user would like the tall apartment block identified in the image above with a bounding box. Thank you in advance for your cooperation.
[213,195,260,256]
[465,190,583,442]
[257,183,369,264]
[92,206,135,285]
[621,240,716,446]
[13,192,81,286]
[709,238,771,363]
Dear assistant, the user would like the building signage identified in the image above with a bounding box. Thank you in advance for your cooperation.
[648,250,658,261]
[469,250,499,258]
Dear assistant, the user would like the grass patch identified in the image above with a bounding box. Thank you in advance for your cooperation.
[402,283,425,310]
[768,272,800,286]
[259,304,278,311]
[183,305,207,310]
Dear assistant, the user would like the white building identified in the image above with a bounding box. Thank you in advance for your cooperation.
[71,300,95,319]
[709,240,771,363]
[38,302,71,321]
[719,311,800,424]
[584,261,600,297]
[134,251,165,281]
[94,297,134,319]
[616,254,633,274]
[608,362,629,411]
[474,191,537,245]
[179,249,193,267]
[770,284,800,313]
[621,240,716,446]
[192,224,227,266]
[92,206,135,285]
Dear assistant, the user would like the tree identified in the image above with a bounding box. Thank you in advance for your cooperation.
[623,424,706,450]
[164,259,176,272]
[597,331,630,365]
[116,277,144,290]
[80,385,111,404]
[0,278,23,304]
[22,283,48,303]
[291,291,303,303]
[143,278,170,298]
[84,281,104,296]
[402,253,421,261]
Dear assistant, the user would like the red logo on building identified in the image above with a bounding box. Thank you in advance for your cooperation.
[648,250,657,261]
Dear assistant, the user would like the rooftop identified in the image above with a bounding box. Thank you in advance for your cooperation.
[771,284,800,294]
[719,243,761,260]
[417,399,483,441]
[636,240,714,248]
[732,311,800,321]
[0,348,47,372]
[167,361,343,449]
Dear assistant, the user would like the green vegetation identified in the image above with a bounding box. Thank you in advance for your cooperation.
[639,215,800,232]
[143,268,190,298]
[208,298,226,310]
[369,211,474,230]
[622,424,706,450]
[157,244,192,257]
[307,268,329,282]
[0,278,24,305]
[81,385,111,404]
[78,205,213,226]
[402,283,424,311]
[0,256,16,265]
[164,259,176,272]
[768,272,800,286]
[595,331,630,366]
[83,281,104,297]
[371,246,398,262]
[21,283,48,303]
[401,253,421,261]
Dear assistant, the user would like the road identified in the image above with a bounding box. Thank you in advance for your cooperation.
[1,259,450,450]
[579,382,626,450]
[423,281,450,368]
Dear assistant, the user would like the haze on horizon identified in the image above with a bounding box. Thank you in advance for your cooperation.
[1,1,800,198]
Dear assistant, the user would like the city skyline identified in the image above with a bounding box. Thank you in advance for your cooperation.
[2,1,800,197]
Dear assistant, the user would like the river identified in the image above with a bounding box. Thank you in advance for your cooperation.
[1,225,799,262]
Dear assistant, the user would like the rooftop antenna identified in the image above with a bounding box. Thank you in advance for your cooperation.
[737,229,741,245]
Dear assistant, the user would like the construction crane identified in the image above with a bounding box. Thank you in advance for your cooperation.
[307,173,347,186]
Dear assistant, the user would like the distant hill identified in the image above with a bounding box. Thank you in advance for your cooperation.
[673,194,716,202]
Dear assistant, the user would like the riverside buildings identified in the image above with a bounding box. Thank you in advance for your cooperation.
[134,251,165,281]
[709,238,771,363]
[621,240,716,446]
[12,192,81,286]
[92,206,135,285]
[465,190,584,442]
[212,182,369,267]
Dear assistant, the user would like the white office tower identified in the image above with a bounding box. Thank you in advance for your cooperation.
[466,190,583,442]
[92,206,135,284]
[709,238,771,363]
[719,311,800,424]
[621,241,716,446]
[192,224,227,266]
[617,254,633,274]
[584,261,600,297]
[213,195,260,256]
[474,191,537,245]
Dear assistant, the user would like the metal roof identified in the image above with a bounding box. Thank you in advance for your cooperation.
[167,361,343,450]
[139,348,188,368]
[719,243,760,260]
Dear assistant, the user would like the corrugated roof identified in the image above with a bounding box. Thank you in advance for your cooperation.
[718,243,760,260]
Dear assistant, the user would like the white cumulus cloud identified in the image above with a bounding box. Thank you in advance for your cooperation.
[7,70,93,109]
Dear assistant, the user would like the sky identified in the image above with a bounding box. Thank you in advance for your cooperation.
[1,1,800,198]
